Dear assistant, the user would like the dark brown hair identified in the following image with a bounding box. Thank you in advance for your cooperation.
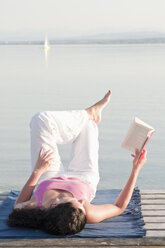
[7,202,86,236]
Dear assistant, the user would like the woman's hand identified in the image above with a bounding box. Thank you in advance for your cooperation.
[131,148,147,172]
[15,148,54,205]
[34,148,54,175]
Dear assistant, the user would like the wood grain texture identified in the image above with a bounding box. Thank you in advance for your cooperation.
[0,238,165,247]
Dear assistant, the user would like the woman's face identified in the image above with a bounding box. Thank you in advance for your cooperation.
[50,197,86,213]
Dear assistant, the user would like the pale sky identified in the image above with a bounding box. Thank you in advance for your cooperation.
[1,0,165,40]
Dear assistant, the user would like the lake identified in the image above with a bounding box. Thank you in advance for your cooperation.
[0,44,165,192]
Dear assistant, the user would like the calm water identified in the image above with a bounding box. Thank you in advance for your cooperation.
[0,44,165,192]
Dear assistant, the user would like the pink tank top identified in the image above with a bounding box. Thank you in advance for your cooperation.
[33,176,91,208]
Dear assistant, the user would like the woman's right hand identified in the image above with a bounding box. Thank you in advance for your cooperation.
[132,148,147,172]
[33,148,54,175]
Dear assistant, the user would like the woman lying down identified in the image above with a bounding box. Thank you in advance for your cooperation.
[7,90,147,235]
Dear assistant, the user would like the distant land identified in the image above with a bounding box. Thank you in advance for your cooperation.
[1,31,165,44]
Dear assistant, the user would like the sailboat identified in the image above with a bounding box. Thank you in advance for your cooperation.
[43,35,50,50]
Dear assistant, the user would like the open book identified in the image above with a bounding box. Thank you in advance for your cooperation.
[121,117,155,158]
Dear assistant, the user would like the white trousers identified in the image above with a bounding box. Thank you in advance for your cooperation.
[30,110,100,200]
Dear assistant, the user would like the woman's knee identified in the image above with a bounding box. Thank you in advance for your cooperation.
[30,112,47,128]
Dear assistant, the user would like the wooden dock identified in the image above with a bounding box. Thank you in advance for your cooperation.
[0,190,165,247]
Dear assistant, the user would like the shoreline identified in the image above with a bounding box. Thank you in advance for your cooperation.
[1,39,165,46]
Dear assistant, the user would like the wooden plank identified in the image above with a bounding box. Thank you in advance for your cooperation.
[145,223,165,229]
[142,210,165,216]
[0,192,9,196]
[146,230,165,237]
[142,205,165,210]
[143,216,165,222]
[141,190,165,194]
[141,194,165,199]
[0,192,9,202]
[0,247,161,248]
[141,199,165,205]
[0,238,165,247]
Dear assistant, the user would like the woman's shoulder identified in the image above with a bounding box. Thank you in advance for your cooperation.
[14,196,37,210]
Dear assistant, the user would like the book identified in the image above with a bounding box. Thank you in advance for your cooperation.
[121,117,155,158]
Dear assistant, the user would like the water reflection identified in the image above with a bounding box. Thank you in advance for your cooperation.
[44,48,49,67]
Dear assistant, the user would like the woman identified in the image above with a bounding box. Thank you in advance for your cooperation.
[7,90,147,235]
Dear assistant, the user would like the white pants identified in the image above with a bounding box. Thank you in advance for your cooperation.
[30,110,100,200]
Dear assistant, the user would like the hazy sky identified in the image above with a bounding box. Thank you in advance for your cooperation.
[1,0,165,40]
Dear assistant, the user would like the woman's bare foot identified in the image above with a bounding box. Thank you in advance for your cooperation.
[86,90,112,124]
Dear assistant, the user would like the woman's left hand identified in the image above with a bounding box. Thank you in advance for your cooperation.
[34,148,54,175]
